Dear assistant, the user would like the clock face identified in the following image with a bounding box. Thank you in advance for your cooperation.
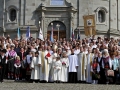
[50,0,64,5]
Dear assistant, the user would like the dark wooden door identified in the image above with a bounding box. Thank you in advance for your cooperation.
[47,30,66,40]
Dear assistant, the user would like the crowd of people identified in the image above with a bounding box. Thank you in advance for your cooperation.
[0,35,120,84]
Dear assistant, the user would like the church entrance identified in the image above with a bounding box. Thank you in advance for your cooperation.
[47,21,66,40]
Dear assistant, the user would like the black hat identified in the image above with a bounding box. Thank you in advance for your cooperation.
[1,49,7,53]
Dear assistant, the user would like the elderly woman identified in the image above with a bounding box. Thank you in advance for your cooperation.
[101,49,111,84]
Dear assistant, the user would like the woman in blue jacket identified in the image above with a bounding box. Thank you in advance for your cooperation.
[110,53,119,84]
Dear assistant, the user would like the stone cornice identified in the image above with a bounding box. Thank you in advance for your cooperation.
[19,26,38,31]
[109,28,120,35]
[5,26,38,32]
[75,28,120,36]
[35,2,77,13]
[36,6,77,12]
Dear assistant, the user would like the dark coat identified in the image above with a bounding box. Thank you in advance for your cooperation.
[0,55,6,67]
[97,57,106,84]
[17,52,26,61]
[0,55,6,81]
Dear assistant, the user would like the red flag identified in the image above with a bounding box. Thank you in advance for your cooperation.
[46,52,51,57]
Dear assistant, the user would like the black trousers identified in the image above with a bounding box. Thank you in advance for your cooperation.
[0,68,3,81]
[7,59,15,73]
[114,70,119,83]
[98,68,106,84]
[21,68,26,79]
[2,64,7,79]
[68,72,77,83]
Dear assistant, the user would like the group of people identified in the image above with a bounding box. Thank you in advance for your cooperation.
[0,35,120,84]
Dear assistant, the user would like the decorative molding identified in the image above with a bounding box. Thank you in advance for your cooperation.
[19,26,38,31]
[94,7,108,13]
[6,5,19,12]
[65,0,73,7]
[6,5,19,24]
[95,7,108,25]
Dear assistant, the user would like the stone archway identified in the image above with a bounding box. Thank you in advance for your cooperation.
[47,21,66,40]
[43,17,69,39]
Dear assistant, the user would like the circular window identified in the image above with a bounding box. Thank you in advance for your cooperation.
[98,10,105,23]
[9,9,16,21]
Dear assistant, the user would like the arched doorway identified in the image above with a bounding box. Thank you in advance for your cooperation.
[47,21,66,40]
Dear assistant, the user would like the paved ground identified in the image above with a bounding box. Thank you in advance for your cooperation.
[0,80,120,90]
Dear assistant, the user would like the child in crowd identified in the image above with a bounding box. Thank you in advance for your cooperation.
[14,56,21,81]
[52,56,62,83]
[91,57,100,84]
[60,51,69,82]
[30,51,40,83]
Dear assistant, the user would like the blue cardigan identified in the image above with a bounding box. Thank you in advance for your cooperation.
[110,58,119,70]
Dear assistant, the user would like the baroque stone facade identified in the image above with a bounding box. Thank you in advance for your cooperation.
[0,0,120,39]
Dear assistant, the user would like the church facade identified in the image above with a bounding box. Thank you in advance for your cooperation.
[0,0,120,39]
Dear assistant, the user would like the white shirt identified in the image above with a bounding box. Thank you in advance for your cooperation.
[31,48,36,52]
[92,44,97,49]
[68,54,79,72]
[2,55,4,59]
[98,57,101,63]
[26,55,32,64]
[74,49,80,55]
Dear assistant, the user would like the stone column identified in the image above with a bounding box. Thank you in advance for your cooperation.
[41,11,45,38]
[70,12,74,38]
[20,0,24,25]
[16,11,18,23]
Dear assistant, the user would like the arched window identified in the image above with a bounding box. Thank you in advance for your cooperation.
[9,9,16,21]
[98,10,105,23]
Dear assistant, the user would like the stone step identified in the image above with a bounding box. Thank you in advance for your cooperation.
[4,79,15,83]
[3,79,27,83]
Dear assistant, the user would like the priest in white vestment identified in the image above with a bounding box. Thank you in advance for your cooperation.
[47,46,53,82]
[30,52,40,81]
[60,52,69,82]
[39,46,52,82]
[77,47,87,82]
[49,49,57,82]
[86,47,94,83]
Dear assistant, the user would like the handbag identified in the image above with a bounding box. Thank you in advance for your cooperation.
[107,70,114,76]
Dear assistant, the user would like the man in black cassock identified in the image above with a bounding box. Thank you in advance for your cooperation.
[68,49,79,83]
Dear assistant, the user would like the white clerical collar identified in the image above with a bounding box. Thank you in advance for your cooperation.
[2,55,4,59]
